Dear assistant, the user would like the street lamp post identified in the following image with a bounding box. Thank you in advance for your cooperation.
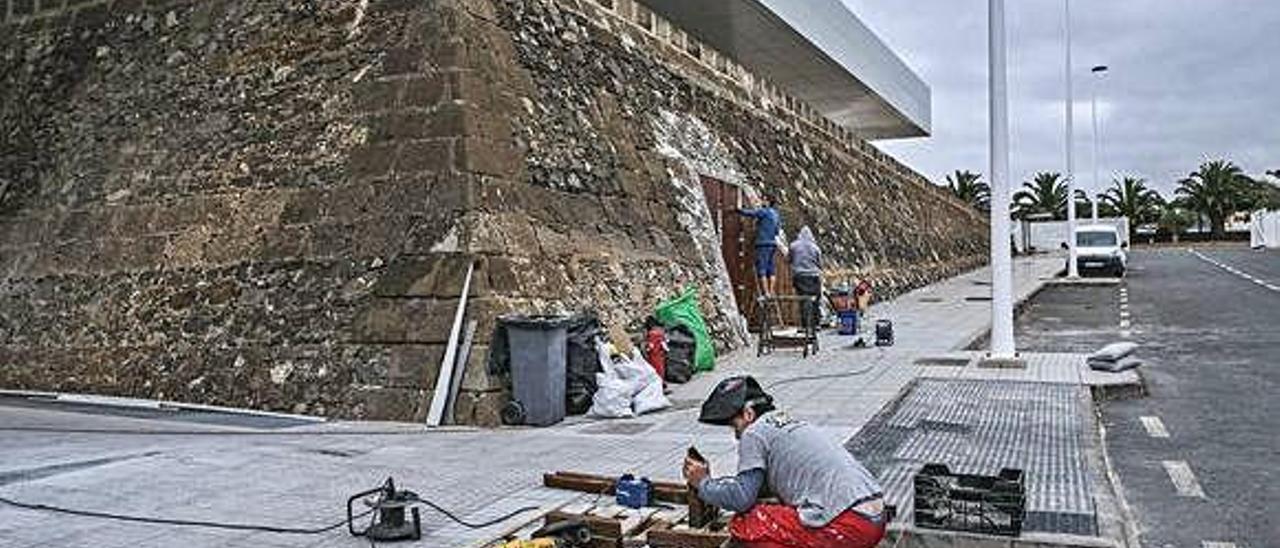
[1063,0,1079,278]
[1091,65,1109,221]
[987,0,1016,362]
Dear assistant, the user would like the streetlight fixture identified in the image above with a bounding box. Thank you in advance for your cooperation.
[1091,64,1109,221]
[1063,0,1079,278]
[986,0,1017,364]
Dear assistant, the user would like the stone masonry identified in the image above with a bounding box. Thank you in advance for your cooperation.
[0,0,988,424]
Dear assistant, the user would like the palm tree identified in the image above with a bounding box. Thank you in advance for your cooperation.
[1175,160,1253,238]
[1013,172,1067,220]
[945,170,990,211]
[1158,205,1194,243]
[1101,176,1165,235]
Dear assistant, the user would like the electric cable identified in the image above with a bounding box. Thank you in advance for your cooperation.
[0,426,474,436]
[764,364,878,390]
[0,492,539,534]
[0,493,371,534]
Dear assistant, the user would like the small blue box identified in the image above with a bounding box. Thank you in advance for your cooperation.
[615,475,652,509]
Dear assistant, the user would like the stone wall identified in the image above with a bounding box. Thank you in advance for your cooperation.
[0,0,492,420]
[0,0,988,424]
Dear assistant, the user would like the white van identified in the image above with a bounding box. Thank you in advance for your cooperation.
[1072,224,1127,276]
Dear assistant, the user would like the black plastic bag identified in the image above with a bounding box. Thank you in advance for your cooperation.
[564,312,605,415]
[665,324,696,384]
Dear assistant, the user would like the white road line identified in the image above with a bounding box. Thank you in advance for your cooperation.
[1140,416,1170,438]
[1119,310,1131,318]
[1162,460,1206,498]
[1202,542,1238,548]
[1119,330,1132,338]
[1119,319,1131,328]
[1190,250,1279,295]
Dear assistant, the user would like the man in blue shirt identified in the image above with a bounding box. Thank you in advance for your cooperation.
[738,195,782,297]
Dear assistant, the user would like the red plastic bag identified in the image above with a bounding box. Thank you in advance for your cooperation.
[644,326,667,384]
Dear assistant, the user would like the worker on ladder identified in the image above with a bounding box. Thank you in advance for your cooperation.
[683,376,887,547]
[738,193,783,298]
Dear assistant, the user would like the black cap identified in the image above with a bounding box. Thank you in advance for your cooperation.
[699,376,772,426]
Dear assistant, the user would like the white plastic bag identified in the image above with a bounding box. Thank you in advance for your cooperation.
[588,371,636,418]
[616,349,670,415]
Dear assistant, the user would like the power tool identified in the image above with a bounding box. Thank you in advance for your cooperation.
[347,477,422,542]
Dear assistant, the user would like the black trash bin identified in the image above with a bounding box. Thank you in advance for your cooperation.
[499,314,570,427]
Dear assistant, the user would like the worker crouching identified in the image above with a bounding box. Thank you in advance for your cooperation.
[683,376,886,548]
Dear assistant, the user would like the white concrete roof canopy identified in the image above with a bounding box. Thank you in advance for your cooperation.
[640,0,931,139]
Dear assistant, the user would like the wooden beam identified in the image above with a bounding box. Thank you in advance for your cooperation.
[542,472,690,504]
[645,525,730,548]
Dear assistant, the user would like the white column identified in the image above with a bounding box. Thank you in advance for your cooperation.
[988,0,1016,359]
[1091,73,1101,221]
[1064,0,1079,277]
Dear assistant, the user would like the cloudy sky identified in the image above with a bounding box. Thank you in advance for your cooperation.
[841,0,1280,199]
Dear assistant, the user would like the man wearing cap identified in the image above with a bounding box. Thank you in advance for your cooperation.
[683,376,886,547]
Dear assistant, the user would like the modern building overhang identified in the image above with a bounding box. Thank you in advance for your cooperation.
[640,0,930,139]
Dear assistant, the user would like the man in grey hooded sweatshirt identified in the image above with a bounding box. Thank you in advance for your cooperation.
[789,226,822,330]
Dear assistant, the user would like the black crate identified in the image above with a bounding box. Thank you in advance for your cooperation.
[913,464,1025,536]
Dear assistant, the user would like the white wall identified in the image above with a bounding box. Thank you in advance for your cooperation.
[1251,210,1280,249]
[1013,217,1130,254]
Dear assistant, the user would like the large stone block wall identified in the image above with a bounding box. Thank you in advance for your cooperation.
[0,0,988,424]
[0,0,501,420]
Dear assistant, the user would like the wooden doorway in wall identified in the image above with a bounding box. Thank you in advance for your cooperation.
[698,176,793,329]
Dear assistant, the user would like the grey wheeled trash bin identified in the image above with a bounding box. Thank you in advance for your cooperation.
[499,314,570,427]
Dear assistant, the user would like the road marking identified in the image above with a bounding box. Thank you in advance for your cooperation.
[1190,250,1279,294]
[1202,542,1238,548]
[1119,310,1130,318]
[1119,319,1131,328]
[1162,460,1206,498]
[1120,330,1132,338]
[1140,416,1170,438]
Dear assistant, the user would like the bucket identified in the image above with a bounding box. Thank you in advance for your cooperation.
[838,310,859,335]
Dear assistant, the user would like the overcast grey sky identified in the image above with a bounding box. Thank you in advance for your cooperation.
[842,0,1280,198]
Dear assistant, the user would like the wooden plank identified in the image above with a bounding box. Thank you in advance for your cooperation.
[619,507,658,537]
[427,260,474,427]
[442,319,478,425]
[646,525,730,548]
[543,472,689,504]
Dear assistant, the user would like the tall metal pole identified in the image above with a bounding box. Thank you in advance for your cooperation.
[988,0,1016,360]
[1064,0,1079,277]
[1091,65,1108,221]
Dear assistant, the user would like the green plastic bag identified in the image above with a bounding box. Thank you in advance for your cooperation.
[655,286,716,372]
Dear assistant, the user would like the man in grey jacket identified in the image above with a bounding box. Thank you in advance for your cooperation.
[683,376,886,547]
[789,226,822,330]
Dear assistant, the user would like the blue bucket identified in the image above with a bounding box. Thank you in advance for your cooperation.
[838,310,859,335]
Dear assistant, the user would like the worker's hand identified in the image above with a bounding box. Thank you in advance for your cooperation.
[682,456,709,488]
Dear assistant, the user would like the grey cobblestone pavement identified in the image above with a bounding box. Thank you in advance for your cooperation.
[0,256,1132,548]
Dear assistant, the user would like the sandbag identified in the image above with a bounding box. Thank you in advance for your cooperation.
[654,287,715,373]
[1088,342,1139,363]
[587,343,670,418]
[664,324,696,384]
[588,372,635,418]
[1090,357,1143,372]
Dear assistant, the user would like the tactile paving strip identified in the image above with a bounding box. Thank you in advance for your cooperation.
[846,379,1098,536]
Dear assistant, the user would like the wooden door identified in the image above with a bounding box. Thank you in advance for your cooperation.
[699,177,795,329]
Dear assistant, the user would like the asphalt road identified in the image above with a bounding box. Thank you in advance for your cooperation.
[1015,246,1279,547]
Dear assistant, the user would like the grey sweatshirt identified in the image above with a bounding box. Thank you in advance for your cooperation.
[789,226,821,276]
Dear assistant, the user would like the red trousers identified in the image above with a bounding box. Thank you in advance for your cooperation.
[729,504,885,548]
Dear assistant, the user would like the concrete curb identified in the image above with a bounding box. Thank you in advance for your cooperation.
[0,389,327,423]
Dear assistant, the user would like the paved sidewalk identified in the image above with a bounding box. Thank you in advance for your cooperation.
[0,256,1112,548]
